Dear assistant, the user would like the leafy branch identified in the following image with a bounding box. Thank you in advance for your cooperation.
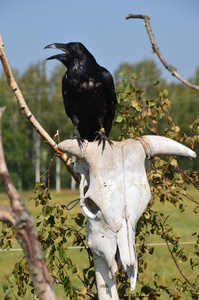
[114,67,199,298]
[161,216,196,290]
[164,238,195,289]
[0,107,56,300]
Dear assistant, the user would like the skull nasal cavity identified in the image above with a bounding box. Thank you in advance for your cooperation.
[84,197,100,217]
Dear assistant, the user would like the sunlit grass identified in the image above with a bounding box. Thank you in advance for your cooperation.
[0,186,198,299]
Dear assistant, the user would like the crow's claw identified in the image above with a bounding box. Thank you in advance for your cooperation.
[70,130,86,149]
[97,134,113,153]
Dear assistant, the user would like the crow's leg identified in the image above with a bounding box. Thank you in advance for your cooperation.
[70,118,85,148]
[96,127,113,152]
[70,127,85,148]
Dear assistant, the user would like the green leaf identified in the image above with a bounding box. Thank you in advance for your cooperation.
[119,66,127,76]
[3,284,9,292]
[149,247,154,255]
[174,233,181,240]
[170,158,178,167]
[43,230,49,240]
[118,92,126,100]
[49,231,56,240]
[147,99,156,107]
[131,72,137,79]
[9,274,16,283]
[59,247,65,259]
[45,247,51,259]
[159,89,168,97]
[71,266,78,274]
[153,80,160,86]
[116,116,123,123]
[125,85,132,94]
[194,205,199,214]
[164,89,168,96]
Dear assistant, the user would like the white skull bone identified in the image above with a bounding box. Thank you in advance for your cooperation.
[58,135,196,290]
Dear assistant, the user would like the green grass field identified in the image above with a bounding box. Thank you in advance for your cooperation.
[0,186,198,299]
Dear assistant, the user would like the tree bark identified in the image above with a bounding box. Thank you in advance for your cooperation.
[56,156,61,192]
[0,107,56,300]
[34,130,41,182]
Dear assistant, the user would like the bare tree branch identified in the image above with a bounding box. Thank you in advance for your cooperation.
[164,238,196,289]
[126,14,199,91]
[160,217,196,290]
[176,165,199,193]
[0,205,15,225]
[0,34,80,184]
[0,107,56,300]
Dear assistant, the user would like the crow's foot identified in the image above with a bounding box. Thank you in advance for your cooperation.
[70,130,85,149]
[96,129,113,152]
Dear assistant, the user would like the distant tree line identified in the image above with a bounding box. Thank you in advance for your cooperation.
[0,52,198,299]
[0,58,198,191]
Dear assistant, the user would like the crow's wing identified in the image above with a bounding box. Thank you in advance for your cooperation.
[100,67,117,118]
[100,67,117,135]
[62,72,79,122]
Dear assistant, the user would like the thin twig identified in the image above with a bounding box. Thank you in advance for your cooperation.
[42,134,57,235]
[184,192,199,205]
[176,165,199,192]
[161,217,196,290]
[126,14,199,91]
[72,286,96,299]
[55,254,95,298]
[164,238,195,289]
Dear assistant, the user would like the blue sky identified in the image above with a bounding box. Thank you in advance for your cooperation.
[1,0,199,83]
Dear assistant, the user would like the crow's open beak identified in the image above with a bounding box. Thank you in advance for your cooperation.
[44,43,68,61]
[45,54,66,61]
[44,43,67,52]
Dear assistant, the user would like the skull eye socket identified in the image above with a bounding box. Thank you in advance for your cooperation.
[82,197,100,219]
[84,185,88,195]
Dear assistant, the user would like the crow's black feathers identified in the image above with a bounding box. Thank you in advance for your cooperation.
[45,42,117,148]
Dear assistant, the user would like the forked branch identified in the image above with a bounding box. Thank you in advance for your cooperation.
[126,14,199,91]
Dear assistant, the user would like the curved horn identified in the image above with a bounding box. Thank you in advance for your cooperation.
[57,140,87,158]
[138,135,196,159]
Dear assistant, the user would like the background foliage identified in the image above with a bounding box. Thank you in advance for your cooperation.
[0,59,199,190]
[114,66,199,298]
[0,62,198,299]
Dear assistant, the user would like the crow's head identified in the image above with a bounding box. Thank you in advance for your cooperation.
[44,42,96,67]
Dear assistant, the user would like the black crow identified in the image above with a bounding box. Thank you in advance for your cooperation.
[45,42,117,150]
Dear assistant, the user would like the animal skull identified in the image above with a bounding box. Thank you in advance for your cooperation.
[58,136,196,291]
